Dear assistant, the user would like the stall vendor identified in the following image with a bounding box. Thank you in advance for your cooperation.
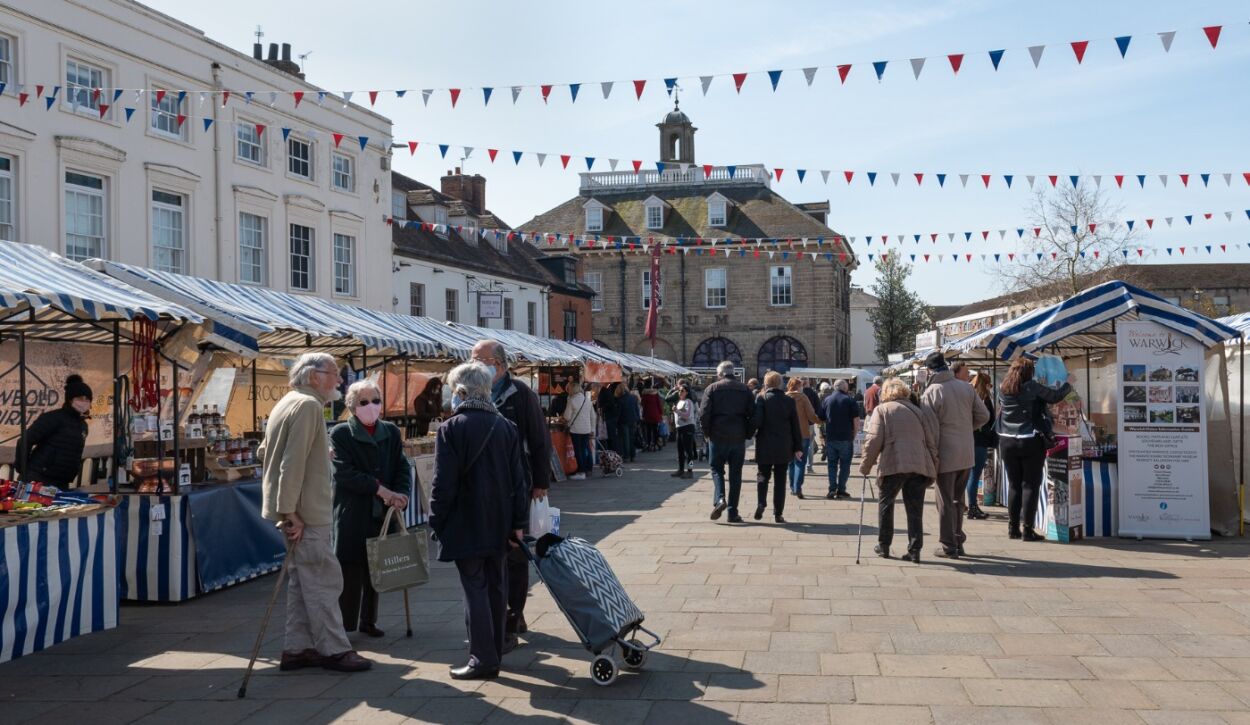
[20,374,92,487]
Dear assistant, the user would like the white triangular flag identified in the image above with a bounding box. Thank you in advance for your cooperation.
[134,89,144,102]
[198,91,208,107]
[849,237,856,244]
[724,248,730,257]
[1223,173,1232,186]
[700,76,713,95]
[802,67,818,86]
[1165,216,1173,227]
[897,235,905,244]
[999,230,1007,239]
[1158,174,1168,187]
[600,81,613,99]
[536,153,546,166]
[820,170,830,183]
[1226,211,1233,221]
[768,251,775,259]
[1026,175,1036,189]
[1159,31,1176,52]
[344,90,355,106]
[959,173,969,188]
[810,252,817,261]
[1092,175,1102,187]
[947,233,956,242]
[511,86,522,104]
[609,159,619,171]
[1029,45,1045,68]
[463,146,474,158]
[421,90,432,106]
[910,57,926,79]
[890,172,901,186]
[679,163,690,173]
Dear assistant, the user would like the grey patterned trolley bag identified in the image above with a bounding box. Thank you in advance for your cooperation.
[523,534,661,686]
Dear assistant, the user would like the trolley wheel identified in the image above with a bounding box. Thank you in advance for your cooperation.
[590,655,618,686]
[621,639,647,671]
[615,468,624,478]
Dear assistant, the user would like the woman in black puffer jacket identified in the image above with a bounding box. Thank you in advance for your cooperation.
[996,359,1072,541]
[22,375,92,487]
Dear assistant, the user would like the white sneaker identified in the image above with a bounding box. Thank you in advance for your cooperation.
[570,473,586,480]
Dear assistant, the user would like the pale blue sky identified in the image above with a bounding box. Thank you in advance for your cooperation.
[145,0,1250,306]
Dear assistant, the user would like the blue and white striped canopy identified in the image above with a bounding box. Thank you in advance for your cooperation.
[0,241,200,324]
[566,341,693,377]
[954,281,1240,360]
[93,261,450,359]
[1216,312,1250,342]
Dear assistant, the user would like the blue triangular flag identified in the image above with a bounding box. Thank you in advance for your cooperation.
[1122,250,1129,257]
[1200,173,1210,186]
[913,234,921,243]
[868,254,875,262]
[782,251,789,259]
[112,88,123,103]
[585,157,595,170]
[1070,175,1079,188]
[872,61,888,81]
[281,127,292,141]
[1070,225,1078,234]
[1245,209,1250,221]
[936,173,946,187]
[0,83,5,96]
[1004,174,1013,188]
[797,169,806,182]
[438,144,449,158]
[513,151,523,165]
[1126,220,1135,231]
[964,232,972,241]
[46,96,55,110]
[1115,35,1132,58]
[656,162,666,173]
[910,254,916,261]
[570,83,580,103]
[318,91,327,104]
[124,107,136,121]
[1036,253,1043,260]
[951,254,958,261]
[395,90,407,98]
[989,49,1005,70]
[482,87,493,105]
[767,70,782,91]
[1016,228,1024,238]
[866,236,873,246]
[727,165,736,178]
[177,90,187,106]
[1137,174,1146,187]
[203,117,213,131]
[1166,248,1173,256]
[1206,245,1212,254]
[738,249,745,257]
[358,136,368,151]
[1079,251,1086,258]
[245,91,254,104]
[825,253,833,261]
[1184,214,1193,225]
[664,78,677,96]
[994,254,1001,262]
[867,171,877,186]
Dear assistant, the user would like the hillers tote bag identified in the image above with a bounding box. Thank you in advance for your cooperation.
[366,506,430,593]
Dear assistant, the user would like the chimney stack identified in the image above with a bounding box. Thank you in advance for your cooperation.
[253,43,262,59]
[440,169,486,216]
[260,41,305,80]
[267,42,278,61]
[281,43,292,62]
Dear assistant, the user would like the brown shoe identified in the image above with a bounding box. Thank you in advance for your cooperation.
[322,650,373,672]
[279,648,322,671]
[359,624,385,638]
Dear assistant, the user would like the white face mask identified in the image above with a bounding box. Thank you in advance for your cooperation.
[71,399,91,415]
[355,400,381,426]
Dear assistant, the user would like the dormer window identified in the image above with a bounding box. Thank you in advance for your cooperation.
[583,198,608,232]
[707,192,731,227]
[643,195,668,231]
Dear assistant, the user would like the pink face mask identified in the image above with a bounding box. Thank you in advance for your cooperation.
[355,400,382,426]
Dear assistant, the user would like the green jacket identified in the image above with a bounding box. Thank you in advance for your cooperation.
[329,416,413,562]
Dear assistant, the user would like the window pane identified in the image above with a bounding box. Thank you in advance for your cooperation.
[332,154,354,191]
[0,37,13,86]
[236,124,263,164]
[445,289,458,323]
[333,233,355,296]
[239,213,267,284]
[0,156,13,241]
[150,89,185,138]
[586,272,603,311]
[64,172,106,261]
[409,283,425,316]
[288,139,311,178]
[527,302,537,335]
[151,190,185,273]
[289,224,314,290]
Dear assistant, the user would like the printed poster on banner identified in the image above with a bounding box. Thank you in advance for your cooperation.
[1115,321,1209,539]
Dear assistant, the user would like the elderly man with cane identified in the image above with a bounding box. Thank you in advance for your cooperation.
[920,352,989,559]
[257,353,371,675]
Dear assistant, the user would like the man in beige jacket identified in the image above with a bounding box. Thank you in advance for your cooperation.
[260,352,371,673]
[920,352,989,559]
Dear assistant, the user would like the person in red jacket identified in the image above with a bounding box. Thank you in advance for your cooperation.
[640,382,665,452]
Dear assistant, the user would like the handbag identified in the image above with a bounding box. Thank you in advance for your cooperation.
[366,506,430,593]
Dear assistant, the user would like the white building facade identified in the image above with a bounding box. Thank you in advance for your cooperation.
[0,0,392,310]
[849,286,885,371]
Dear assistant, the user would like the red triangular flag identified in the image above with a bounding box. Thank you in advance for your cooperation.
[1071,41,1089,64]
[176,113,186,127]
[1242,172,1250,185]
[732,73,748,93]
[1203,25,1222,49]
[560,154,570,169]
[1220,244,1226,252]
[332,132,344,147]
[222,90,230,106]
[1051,252,1058,259]
[948,54,964,74]
[293,91,304,107]
[408,141,418,155]
[368,91,379,106]
[774,168,783,181]
[1180,174,1189,186]
[1203,213,1212,220]
[981,174,991,188]
[541,85,552,103]
[1093,250,1100,259]
[255,123,266,137]
[1179,247,1186,255]
[36,84,44,97]
[633,80,646,99]
[930,233,938,243]
[1034,227,1042,237]
[631,160,642,173]
[449,88,461,107]
[981,230,989,240]
[155,89,166,104]
[1114,174,1124,188]
[1088,223,1097,233]
[914,172,924,185]
[965,254,972,262]
[18,92,28,106]
[488,148,498,162]
[924,254,930,262]
[837,64,852,83]
[1137,249,1143,257]
[97,103,109,118]
[1048,175,1058,187]
[1008,253,1015,261]
[703,164,713,179]
[1145,218,1154,228]
[844,170,854,183]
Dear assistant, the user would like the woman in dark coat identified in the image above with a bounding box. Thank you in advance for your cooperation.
[616,383,641,463]
[597,382,621,455]
[429,362,529,681]
[751,371,802,524]
[21,374,92,487]
[330,380,411,638]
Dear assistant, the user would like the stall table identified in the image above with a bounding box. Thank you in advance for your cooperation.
[0,506,118,663]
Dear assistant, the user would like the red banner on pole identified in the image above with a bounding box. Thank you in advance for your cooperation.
[643,244,661,343]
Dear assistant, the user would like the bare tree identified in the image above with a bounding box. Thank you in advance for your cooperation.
[1001,183,1141,304]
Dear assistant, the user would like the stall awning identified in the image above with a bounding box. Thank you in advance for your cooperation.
[1216,312,1250,342]
[567,342,693,377]
[91,261,451,359]
[446,324,587,365]
[953,281,1240,360]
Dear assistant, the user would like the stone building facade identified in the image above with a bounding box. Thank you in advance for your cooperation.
[519,106,856,378]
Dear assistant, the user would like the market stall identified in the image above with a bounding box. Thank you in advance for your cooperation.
[1215,312,1247,533]
[951,281,1240,540]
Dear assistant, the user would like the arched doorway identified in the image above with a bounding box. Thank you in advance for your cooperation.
[691,336,743,368]
[756,336,808,379]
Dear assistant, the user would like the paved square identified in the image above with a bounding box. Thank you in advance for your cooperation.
[3,450,1249,723]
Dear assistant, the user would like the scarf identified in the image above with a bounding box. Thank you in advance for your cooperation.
[455,397,498,415]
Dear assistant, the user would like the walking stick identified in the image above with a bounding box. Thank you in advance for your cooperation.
[239,525,296,699]
[403,589,413,637]
[855,473,869,565]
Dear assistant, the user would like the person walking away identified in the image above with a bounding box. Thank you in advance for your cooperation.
[920,352,989,559]
[752,372,802,523]
[859,378,940,563]
[863,376,883,418]
[20,374,92,488]
[799,378,821,473]
[640,384,664,452]
[672,386,698,479]
[597,382,622,456]
[786,377,822,498]
[616,383,641,463]
[699,361,756,523]
[563,380,596,480]
[429,362,530,680]
[817,381,832,461]
[330,380,411,639]
[820,380,861,499]
[997,358,1072,541]
[470,340,551,650]
[259,352,371,673]
[747,378,760,397]
[967,371,996,520]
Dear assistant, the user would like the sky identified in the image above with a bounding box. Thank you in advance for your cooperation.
[144,0,1250,307]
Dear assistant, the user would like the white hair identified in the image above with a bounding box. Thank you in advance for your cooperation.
[716,361,735,378]
[835,379,850,393]
[819,382,831,392]
[345,379,381,410]
[290,352,336,387]
[447,361,494,402]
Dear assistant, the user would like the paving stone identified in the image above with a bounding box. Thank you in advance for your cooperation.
[932,705,1051,725]
[891,632,1004,656]
[984,655,1094,680]
[642,700,739,725]
[737,702,830,723]
[700,672,778,702]
[774,674,854,703]
[1157,657,1238,682]
[1041,708,1148,725]
[818,652,879,676]
[877,653,992,678]
[826,704,933,725]
[1134,681,1248,711]
[853,675,970,705]
[1078,656,1177,681]
[742,651,821,675]
[1069,680,1158,710]
[962,678,1087,707]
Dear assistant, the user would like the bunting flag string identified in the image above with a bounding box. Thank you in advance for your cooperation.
[0,22,1236,110]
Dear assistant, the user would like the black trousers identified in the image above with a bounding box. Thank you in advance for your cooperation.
[1001,436,1046,530]
[338,560,378,630]
[455,554,508,669]
[878,473,928,555]
[505,546,529,631]
[756,463,788,518]
[676,426,695,470]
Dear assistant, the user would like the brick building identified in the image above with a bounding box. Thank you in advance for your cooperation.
[518,105,857,378]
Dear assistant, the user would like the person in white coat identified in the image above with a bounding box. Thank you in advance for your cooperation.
[563,380,597,480]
